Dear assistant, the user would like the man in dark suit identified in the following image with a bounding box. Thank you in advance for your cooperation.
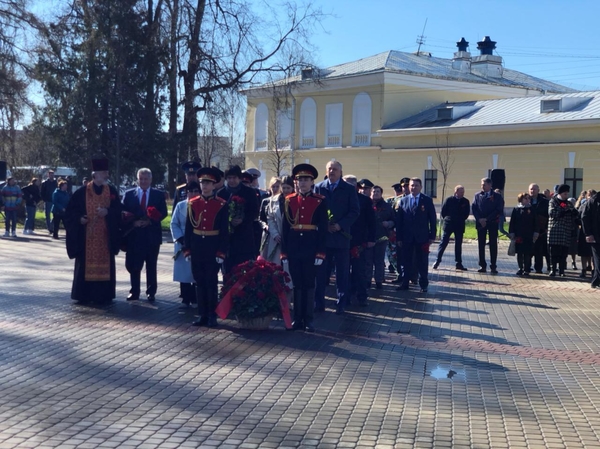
[218,165,260,272]
[529,183,550,273]
[395,177,437,292]
[122,168,168,301]
[581,191,600,288]
[433,185,470,271]
[314,160,360,314]
[472,177,504,274]
[346,176,376,306]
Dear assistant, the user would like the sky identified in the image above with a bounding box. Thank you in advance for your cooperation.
[308,0,600,91]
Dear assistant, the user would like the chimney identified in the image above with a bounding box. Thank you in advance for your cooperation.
[471,36,503,78]
[452,37,471,71]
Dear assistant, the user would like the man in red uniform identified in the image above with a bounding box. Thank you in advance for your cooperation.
[281,164,328,332]
[185,167,229,327]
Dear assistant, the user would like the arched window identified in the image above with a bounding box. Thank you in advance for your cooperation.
[276,108,292,150]
[352,93,372,146]
[300,98,317,148]
[254,103,268,151]
[325,103,343,147]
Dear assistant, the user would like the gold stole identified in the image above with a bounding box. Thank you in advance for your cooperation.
[84,183,111,281]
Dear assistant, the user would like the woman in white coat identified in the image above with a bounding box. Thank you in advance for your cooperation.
[170,182,200,308]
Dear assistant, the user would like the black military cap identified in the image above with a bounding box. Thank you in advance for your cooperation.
[224,165,242,178]
[292,163,318,180]
[197,167,221,184]
[181,160,201,175]
[391,183,402,190]
[240,170,254,183]
[246,168,261,179]
[400,177,410,186]
[358,178,374,188]
[211,166,224,178]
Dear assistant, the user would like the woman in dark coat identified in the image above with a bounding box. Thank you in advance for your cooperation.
[548,184,579,277]
[509,192,539,276]
[577,189,597,278]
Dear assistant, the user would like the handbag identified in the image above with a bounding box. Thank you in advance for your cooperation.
[507,238,516,257]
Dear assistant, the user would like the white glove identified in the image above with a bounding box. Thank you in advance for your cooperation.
[314,258,324,266]
[216,257,224,264]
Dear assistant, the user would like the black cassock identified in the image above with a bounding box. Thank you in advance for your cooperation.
[64,183,122,304]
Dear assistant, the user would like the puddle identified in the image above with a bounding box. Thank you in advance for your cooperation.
[429,366,466,381]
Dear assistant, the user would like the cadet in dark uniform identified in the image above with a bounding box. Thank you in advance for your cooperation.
[281,164,328,332]
[185,167,229,327]
[173,160,201,213]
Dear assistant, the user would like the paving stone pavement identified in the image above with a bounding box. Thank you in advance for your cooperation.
[1,232,600,448]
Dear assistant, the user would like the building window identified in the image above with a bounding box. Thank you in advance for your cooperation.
[352,92,371,146]
[276,108,292,150]
[424,169,438,198]
[325,103,343,147]
[564,168,583,197]
[254,103,268,151]
[300,98,317,148]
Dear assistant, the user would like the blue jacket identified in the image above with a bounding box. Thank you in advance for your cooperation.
[51,188,70,214]
[314,178,360,249]
[472,190,504,230]
[395,193,437,244]
[122,187,168,247]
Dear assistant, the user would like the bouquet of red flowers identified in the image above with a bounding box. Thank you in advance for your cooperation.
[146,206,162,221]
[229,195,245,232]
[216,259,291,322]
[350,243,367,259]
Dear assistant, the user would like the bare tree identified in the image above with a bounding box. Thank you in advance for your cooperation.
[432,130,455,237]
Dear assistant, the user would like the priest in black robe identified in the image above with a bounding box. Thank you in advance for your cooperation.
[65,158,122,305]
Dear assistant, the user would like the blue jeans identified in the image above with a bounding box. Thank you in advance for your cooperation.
[25,206,37,231]
[44,201,53,231]
[315,247,350,310]
[4,210,17,233]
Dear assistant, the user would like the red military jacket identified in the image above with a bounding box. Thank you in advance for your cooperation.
[185,195,228,260]
[281,192,328,260]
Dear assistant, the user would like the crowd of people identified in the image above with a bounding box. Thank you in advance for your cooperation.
[2,158,600,332]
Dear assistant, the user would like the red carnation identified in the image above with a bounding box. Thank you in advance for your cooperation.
[231,195,245,204]
[560,202,567,208]
[147,206,162,221]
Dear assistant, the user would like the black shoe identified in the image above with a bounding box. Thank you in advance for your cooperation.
[559,271,566,277]
[126,293,139,301]
[579,271,587,278]
[522,271,530,276]
[305,324,315,333]
[147,295,156,302]
[410,280,418,285]
[192,316,209,326]
[455,265,467,271]
[477,268,487,273]
[207,316,218,327]
[375,282,383,290]
[535,270,543,274]
[388,266,396,274]
[179,303,192,309]
[396,284,409,291]
[490,269,498,275]
[292,321,305,331]
[419,288,428,293]
[432,261,440,270]
[549,270,557,277]
[572,263,578,270]
[516,270,523,276]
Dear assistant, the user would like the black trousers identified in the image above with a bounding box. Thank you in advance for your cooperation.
[350,251,368,303]
[549,245,568,273]
[181,283,196,305]
[532,232,550,272]
[289,256,317,325]
[401,241,429,289]
[477,226,498,269]
[590,243,600,287]
[436,230,464,265]
[517,251,532,272]
[192,259,220,318]
[126,243,160,297]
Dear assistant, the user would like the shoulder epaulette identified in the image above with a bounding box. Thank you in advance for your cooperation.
[176,183,187,189]
[286,193,298,199]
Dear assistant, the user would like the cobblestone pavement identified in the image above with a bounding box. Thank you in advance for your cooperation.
[1,233,600,448]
